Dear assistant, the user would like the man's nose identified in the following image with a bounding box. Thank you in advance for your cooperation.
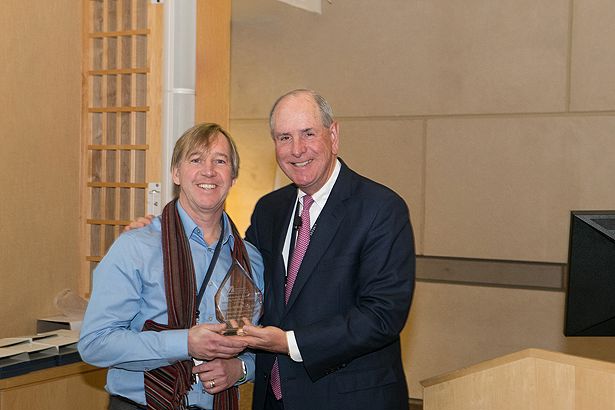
[199,162,215,176]
[291,137,306,156]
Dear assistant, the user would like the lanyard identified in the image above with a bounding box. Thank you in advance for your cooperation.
[288,200,302,264]
[195,217,224,320]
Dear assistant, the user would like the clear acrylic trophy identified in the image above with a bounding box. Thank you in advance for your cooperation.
[214,259,263,335]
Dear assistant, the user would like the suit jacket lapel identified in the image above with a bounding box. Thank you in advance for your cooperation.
[270,187,296,322]
[284,162,354,312]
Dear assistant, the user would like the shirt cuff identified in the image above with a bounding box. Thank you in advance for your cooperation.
[169,329,191,360]
[236,352,255,384]
[286,330,303,362]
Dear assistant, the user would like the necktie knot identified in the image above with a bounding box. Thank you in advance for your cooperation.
[302,195,314,212]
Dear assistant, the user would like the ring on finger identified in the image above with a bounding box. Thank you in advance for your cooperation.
[209,379,216,389]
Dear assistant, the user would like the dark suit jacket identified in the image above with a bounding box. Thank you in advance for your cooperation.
[246,161,415,410]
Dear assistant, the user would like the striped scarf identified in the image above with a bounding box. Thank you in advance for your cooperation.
[142,199,250,410]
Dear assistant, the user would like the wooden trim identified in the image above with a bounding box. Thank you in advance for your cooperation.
[416,256,565,290]
[88,144,149,150]
[0,362,103,390]
[87,182,148,188]
[145,1,163,184]
[89,29,150,38]
[195,0,231,128]
[87,219,132,226]
[79,0,92,297]
[88,68,149,75]
[130,0,139,219]
[87,106,148,113]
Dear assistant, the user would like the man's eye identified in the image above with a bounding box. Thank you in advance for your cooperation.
[190,158,201,164]
[215,159,227,165]
[277,135,290,142]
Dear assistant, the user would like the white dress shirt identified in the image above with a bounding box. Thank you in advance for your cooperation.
[282,159,341,362]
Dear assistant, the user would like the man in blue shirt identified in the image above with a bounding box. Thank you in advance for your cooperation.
[78,123,264,410]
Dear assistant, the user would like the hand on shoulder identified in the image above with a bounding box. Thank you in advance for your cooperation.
[123,214,155,232]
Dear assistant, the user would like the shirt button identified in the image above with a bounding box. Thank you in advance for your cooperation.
[208,316,213,321]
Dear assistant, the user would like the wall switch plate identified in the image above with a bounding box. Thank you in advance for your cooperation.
[147,182,162,216]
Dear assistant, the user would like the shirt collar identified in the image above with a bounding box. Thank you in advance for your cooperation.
[297,158,341,207]
[176,201,234,248]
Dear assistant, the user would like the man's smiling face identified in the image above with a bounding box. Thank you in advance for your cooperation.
[271,92,339,195]
[172,132,236,221]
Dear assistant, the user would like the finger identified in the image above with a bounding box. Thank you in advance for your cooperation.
[241,324,258,335]
[197,359,224,373]
[202,379,218,394]
[216,334,249,348]
[205,338,248,355]
[236,335,267,349]
[192,363,206,374]
[213,345,247,358]
[201,375,231,394]
[242,324,269,339]
[194,345,245,361]
[203,323,230,335]
[193,361,217,374]
[197,369,218,381]
[201,323,227,331]
[206,384,226,394]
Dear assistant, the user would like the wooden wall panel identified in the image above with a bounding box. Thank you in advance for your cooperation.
[0,1,82,338]
[196,0,231,128]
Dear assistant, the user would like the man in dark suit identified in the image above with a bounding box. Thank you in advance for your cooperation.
[240,89,415,410]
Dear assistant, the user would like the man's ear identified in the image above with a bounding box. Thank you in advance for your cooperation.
[172,167,180,186]
[329,121,340,155]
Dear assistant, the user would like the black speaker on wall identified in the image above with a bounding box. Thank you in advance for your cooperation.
[564,211,615,336]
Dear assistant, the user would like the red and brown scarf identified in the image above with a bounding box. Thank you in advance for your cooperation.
[142,199,251,410]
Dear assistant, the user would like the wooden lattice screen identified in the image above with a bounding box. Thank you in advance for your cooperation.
[80,0,162,295]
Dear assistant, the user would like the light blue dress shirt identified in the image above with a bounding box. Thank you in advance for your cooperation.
[78,203,264,409]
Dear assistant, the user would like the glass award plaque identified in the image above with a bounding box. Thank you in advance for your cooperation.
[215,259,263,335]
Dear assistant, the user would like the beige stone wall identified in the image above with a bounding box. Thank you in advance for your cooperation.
[226,120,278,232]
[229,0,615,399]
[230,0,615,259]
[0,2,82,338]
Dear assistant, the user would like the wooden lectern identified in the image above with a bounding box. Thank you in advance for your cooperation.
[421,348,615,410]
